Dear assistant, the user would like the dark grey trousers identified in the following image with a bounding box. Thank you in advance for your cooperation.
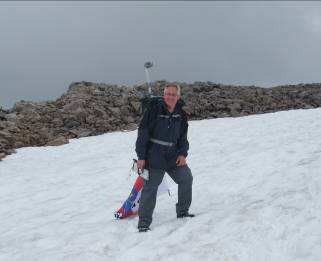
[138,165,193,228]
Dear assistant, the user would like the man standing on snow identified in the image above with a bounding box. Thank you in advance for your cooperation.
[135,83,194,232]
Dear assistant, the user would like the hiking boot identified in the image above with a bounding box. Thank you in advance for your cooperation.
[177,212,195,218]
[138,226,150,232]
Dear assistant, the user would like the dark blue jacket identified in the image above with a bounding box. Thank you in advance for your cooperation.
[135,98,189,170]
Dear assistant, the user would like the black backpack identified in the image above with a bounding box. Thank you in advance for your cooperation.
[139,95,163,114]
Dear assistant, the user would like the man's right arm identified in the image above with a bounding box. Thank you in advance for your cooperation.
[135,109,153,160]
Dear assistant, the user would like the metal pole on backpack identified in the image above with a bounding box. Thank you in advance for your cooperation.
[144,61,153,95]
[140,61,159,114]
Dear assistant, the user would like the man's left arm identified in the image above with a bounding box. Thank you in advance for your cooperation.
[177,112,189,158]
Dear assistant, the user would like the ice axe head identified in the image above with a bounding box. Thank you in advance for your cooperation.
[144,61,153,69]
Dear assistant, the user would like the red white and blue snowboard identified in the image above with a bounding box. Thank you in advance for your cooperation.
[114,175,169,219]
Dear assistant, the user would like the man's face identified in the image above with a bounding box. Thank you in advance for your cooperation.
[163,86,180,109]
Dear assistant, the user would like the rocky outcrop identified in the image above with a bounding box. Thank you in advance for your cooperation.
[1,81,321,160]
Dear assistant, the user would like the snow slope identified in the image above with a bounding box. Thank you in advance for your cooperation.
[1,108,321,261]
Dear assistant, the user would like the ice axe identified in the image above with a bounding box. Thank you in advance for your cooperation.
[144,61,153,95]
[139,61,161,113]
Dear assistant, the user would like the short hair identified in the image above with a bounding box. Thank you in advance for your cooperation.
[164,83,181,96]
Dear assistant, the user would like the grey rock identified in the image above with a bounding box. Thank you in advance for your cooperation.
[69,129,93,138]
[64,118,80,129]
[108,107,121,116]
[46,136,69,146]
[63,100,86,113]
[5,113,17,121]
[0,153,5,160]
[0,112,6,121]
[129,101,141,112]
[0,130,14,142]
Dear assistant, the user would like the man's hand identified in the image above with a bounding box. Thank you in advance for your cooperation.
[176,155,187,166]
[137,159,146,170]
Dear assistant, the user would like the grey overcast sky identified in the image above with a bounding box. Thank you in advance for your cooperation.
[1,1,321,108]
